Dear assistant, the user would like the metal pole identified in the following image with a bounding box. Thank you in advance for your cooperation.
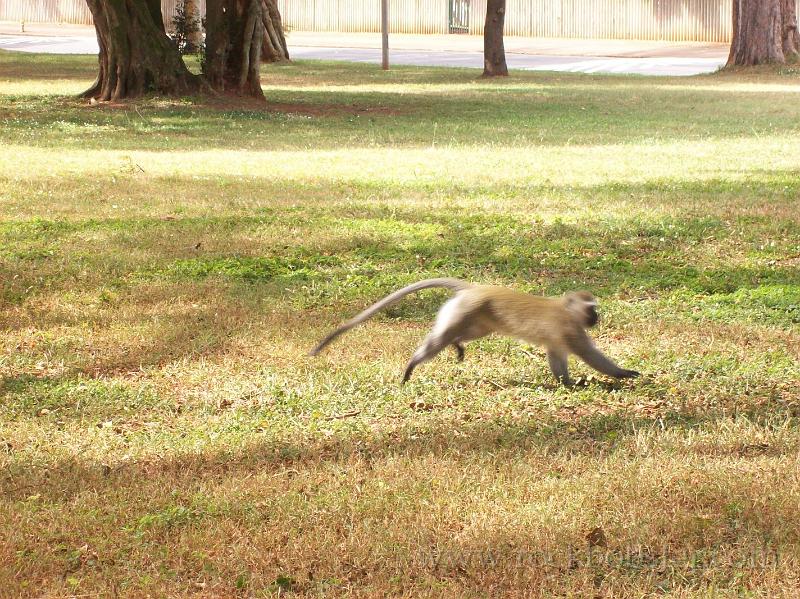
[381,0,389,70]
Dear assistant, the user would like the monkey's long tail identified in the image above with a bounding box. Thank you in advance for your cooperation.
[309,278,472,356]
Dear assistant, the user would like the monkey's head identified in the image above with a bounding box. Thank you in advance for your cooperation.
[565,291,599,328]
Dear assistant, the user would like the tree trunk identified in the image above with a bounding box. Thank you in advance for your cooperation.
[482,0,508,77]
[261,0,290,63]
[728,0,800,66]
[184,0,202,52]
[83,0,201,100]
[204,0,265,98]
[781,0,800,60]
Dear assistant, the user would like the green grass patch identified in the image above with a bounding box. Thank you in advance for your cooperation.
[0,376,162,419]
[159,255,339,282]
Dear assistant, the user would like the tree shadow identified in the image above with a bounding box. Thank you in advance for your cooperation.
[2,58,799,152]
[4,394,797,504]
[3,399,796,597]
[2,171,798,378]
[0,50,98,81]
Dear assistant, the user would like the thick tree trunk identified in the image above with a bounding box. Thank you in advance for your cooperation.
[261,0,290,63]
[482,0,508,77]
[205,0,265,98]
[728,0,800,66]
[83,0,201,100]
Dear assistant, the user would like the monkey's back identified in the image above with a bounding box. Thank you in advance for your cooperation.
[461,286,565,347]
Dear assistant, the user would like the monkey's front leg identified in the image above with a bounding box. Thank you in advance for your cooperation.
[547,350,574,386]
[575,344,640,380]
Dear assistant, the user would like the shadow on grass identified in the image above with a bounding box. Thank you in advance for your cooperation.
[4,399,798,595]
[4,397,798,504]
[0,279,265,376]
[0,50,98,81]
[2,172,798,375]
[2,58,800,151]
[4,173,798,295]
[3,168,798,224]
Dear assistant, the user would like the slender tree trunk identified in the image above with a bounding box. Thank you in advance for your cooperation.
[261,0,290,63]
[781,0,800,60]
[184,0,202,52]
[205,0,265,98]
[728,0,800,66]
[83,0,201,100]
[482,0,508,77]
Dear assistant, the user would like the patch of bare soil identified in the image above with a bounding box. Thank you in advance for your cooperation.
[82,99,130,110]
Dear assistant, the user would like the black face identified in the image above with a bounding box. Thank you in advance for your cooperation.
[586,305,598,327]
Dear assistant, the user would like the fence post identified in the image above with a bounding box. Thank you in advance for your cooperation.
[381,0,389,69]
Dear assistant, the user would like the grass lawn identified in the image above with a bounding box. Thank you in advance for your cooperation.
[1,49,799,597]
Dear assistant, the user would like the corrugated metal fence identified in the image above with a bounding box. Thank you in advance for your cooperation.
[0,0,207,27]
[0,0,92,25]
[281,0,800,42]
[276,0,449,34]
[162,0,207,26]
[470,0,734,42]
[3,0,799,43]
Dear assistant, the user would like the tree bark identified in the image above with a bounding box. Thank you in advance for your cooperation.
[184,0,202,52]
[260,0,290,63]
[204,0,265,98]
[83,0,201,100]
[482,0,508,77]
[728,0,800,66]
[781,0,800,60]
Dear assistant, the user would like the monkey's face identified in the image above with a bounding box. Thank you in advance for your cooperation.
[566,292,599,328]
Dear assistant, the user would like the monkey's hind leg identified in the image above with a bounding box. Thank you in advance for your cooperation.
[453,342,465,362]
[402,331,458,384]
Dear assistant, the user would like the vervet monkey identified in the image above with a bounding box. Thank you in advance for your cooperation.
[310,278,640,386]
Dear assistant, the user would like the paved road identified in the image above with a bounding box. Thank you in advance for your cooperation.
[290,46,724,76]
[0,34,97,54]
[0,33,725,76]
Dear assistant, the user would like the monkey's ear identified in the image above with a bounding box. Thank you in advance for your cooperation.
[564,291,578,308]
[564,293,583,315]
[569,292,597,307]
[563,292,584,308]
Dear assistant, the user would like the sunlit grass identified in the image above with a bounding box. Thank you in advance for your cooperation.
[1,51,799,597]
